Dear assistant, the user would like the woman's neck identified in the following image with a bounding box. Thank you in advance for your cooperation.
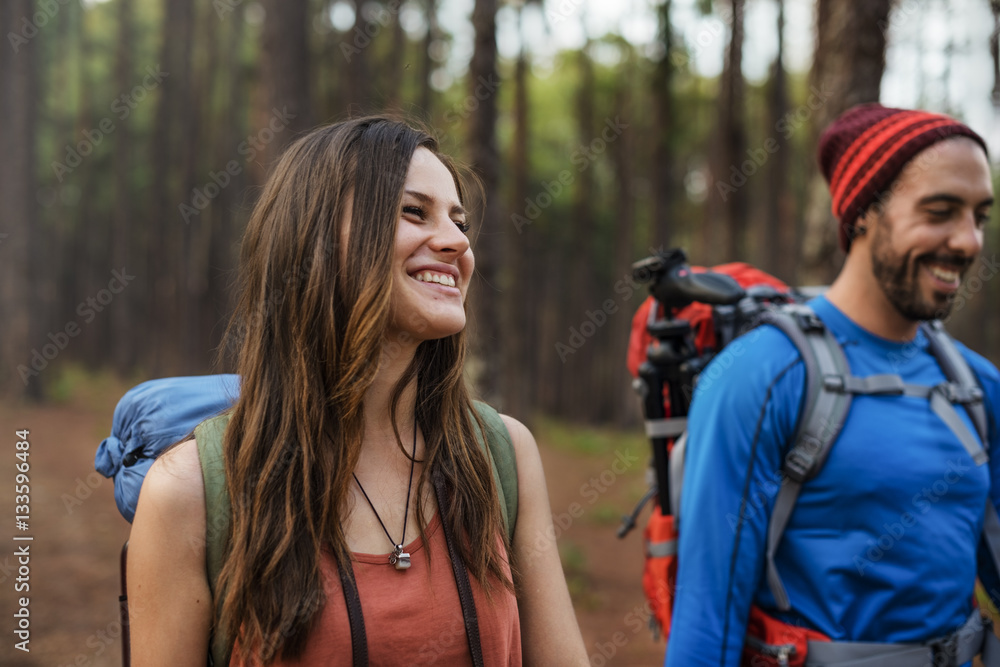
[362,341,419,449]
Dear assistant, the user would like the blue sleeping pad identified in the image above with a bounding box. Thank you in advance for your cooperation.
[94,374,240,522]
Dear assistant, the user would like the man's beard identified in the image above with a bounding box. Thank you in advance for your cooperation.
[869,217,971,322]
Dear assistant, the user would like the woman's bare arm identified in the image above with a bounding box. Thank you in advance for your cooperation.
[127,438,213,667]
[502,415,589,666]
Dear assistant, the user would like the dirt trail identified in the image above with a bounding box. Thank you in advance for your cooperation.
[0,387,664,666]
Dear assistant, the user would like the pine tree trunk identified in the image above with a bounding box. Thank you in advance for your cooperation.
[419,0,438,116]
[717,0,747,263]
[651,0,676,248]
[800,0,893,284]
[765,0,794,282]
[112,0,137,373]
[467,0,502,405]
[503,21,531,422]
[260,0,311,165]
[0,0,40,397]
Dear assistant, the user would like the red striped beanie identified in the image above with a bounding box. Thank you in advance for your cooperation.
[817,103,988,251]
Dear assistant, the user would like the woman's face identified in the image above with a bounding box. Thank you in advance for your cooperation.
[387,146,475,343]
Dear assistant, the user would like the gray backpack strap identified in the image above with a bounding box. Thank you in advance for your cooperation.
[921,320,988,444]
[757,306,853,611]
[920,321,1000,591]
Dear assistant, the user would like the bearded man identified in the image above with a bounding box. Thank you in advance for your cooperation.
[665,104,998,667]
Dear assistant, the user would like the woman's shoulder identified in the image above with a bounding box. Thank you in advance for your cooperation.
[135,438,207,538]
[498,414,535,457]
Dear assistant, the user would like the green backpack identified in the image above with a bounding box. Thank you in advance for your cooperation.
[194,401,518,667]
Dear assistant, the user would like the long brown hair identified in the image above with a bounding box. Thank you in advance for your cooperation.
[215,117,510,663]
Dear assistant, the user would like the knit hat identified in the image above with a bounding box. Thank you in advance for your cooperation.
[817,103,988,251]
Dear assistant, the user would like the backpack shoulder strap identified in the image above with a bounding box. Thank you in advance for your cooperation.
[472,400,518,544]
[194,413,232,667]
[921,319,988,444]
[919,321,1000,585]
[756,305,853,611]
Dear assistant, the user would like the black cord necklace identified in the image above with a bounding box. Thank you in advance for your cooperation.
[352,417,418,570]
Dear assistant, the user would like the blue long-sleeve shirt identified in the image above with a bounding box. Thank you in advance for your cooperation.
[665,296,1000,666]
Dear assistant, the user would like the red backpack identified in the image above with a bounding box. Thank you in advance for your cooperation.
[620,250,996,666]
[625,261,791,643]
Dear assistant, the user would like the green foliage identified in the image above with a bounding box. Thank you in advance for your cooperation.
[536,416,650,457]
[558,539,599,609]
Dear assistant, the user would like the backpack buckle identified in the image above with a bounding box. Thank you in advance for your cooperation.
[926,632,959,667]
[792,310,825,334]
[784,435,821,483]
[822,375,846,393]
[937,382,984,405]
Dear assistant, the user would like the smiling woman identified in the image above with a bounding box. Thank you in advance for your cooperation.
[125,116,588,666]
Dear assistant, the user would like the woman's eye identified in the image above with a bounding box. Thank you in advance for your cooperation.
[455,220,471,234]
[403,205,425,219]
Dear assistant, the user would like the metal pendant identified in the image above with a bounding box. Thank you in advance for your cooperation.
[389,545,411,571]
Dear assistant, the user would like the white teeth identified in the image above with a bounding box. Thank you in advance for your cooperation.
[414,271,456,287]
[928,265,959,282]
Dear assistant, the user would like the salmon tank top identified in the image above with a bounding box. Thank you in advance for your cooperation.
[231,512,521,666]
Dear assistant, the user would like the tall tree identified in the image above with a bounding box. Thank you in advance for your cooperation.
[419,0,439,116]
[801,0,894,283]
[610,65,637,424]
[0,0,40,397]
[386,1,406,109]
[112,0,137,373]
[467,0,502,406]
[564,41,597,420]
[260,0,312,164]
[764,0,794,281]
[651,0,677,249]
[716,0,747,263]
[503,4,532,421]
[991,0,1000,106]
[148,0,196,373]
[345,0,372,112]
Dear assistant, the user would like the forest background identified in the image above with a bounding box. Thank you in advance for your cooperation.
[1,0,999,423]
[1,1,1000,665]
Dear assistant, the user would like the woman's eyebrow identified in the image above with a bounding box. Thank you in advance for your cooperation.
[404,189,466,217]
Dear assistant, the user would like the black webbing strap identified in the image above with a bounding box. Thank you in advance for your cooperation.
[433,470,485,667]
[335,556,369,667]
